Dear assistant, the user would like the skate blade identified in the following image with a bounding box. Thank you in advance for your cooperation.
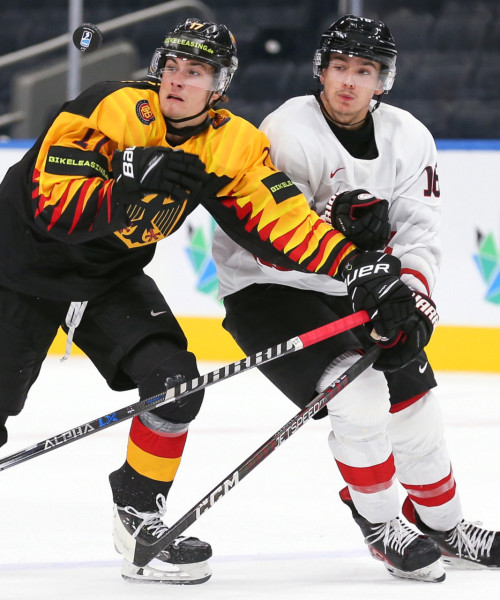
[441,554,499,570]
[385,559,446,583]
[121,558,212,585]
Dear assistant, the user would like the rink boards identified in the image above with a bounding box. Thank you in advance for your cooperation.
[1,140,499,371]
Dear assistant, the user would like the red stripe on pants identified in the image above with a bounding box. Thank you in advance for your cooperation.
[389,391,427,414]
[401,469,457,507]
[335,454,396,493]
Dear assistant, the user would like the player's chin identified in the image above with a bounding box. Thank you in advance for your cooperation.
[336,100,359,115]
[162,102,186,119]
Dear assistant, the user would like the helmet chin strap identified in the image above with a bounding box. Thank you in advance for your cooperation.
[165,104,210,124]
[165,113,211,138]
[164,92,221,136]
[372,97,382,113]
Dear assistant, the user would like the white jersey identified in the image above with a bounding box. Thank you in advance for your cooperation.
[213,95,441,299]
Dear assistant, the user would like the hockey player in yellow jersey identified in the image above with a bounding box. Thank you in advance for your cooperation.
[0,18,425,583]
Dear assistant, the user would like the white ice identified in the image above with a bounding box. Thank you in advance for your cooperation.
[1,356,500,599]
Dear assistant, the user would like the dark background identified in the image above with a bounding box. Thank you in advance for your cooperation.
[0,0,497,138]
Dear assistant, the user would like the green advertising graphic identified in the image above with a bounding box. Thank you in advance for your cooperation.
[474,229,500,304]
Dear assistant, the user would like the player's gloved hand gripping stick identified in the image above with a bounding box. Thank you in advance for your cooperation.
[0,310,370,472]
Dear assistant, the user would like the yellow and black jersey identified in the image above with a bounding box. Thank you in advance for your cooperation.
[0,79,356,301]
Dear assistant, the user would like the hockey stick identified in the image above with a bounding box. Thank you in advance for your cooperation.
[132,344,381,567]
[0,310,370,472]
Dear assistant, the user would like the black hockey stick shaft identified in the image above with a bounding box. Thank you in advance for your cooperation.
[0,310,370,472]
[136,344,381,567]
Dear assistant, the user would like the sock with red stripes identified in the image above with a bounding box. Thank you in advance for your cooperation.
[109,415,189,511]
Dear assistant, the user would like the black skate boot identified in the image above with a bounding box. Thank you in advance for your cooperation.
[113,493,212,584]
[340,487,445,582]
[403,496,500,569]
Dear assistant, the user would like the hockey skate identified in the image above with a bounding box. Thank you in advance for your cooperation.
[340,487,445,582]
[113,493,212,584]
[403,496,500,569]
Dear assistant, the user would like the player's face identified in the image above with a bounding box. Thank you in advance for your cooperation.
[159,57,220,124]
[320,54,383,127]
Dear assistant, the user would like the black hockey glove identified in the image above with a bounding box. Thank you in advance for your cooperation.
[344,251,415,340]
[112,146,208,206]
[373,292,438,372]
[325,189,391,251]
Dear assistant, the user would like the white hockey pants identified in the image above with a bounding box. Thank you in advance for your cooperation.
[322,355,462,529]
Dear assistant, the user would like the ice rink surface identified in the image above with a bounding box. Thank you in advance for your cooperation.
[1,356,500,599]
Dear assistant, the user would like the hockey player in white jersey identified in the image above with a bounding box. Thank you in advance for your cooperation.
[213,15,500,581]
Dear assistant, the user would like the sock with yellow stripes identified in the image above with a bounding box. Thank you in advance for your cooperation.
[109,415,189,512]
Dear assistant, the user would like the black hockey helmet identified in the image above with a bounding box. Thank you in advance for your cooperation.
[313,15,397,91]
[148,18,238,96]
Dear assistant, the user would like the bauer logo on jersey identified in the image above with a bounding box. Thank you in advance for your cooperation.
[136,100,155,125]
[261,172,300,203]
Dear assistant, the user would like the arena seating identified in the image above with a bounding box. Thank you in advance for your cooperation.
[0,0,498,138]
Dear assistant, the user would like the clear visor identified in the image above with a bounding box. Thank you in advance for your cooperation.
[324,58,393,92]
[159,52,228,92]
[313,49,395,92]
